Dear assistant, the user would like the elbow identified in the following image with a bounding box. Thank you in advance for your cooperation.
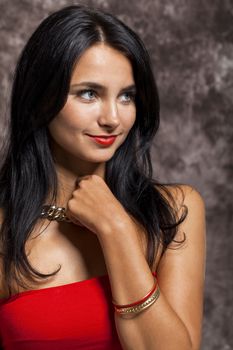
[186,331,201,350]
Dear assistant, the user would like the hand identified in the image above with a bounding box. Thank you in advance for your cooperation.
[66,174,132,236]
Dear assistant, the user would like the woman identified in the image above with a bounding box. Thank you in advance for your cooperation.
[0,4,206,350]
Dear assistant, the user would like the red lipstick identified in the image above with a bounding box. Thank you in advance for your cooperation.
[87,135,117,146]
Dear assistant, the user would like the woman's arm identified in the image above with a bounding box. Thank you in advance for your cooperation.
[67,177,206,350]
[98,185,206,350]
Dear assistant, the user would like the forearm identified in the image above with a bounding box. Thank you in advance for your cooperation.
[98,223,193,350]
[114,293,192,350]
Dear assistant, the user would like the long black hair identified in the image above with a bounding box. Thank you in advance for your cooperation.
[0,5,186,295]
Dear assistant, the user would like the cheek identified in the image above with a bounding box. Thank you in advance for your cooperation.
[49,104,96,134]
[48,115,75,142]
[47,108,81,149]
[48,115,82,156]
[121,106,136,130]
[51,104,82,130]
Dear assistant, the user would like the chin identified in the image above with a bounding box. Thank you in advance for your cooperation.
[87,155,114,163]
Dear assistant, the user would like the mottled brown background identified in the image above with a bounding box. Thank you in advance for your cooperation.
[0,0,232,349]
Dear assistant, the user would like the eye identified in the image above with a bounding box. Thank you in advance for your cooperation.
[78,89,96,101]
[119,92,136,104]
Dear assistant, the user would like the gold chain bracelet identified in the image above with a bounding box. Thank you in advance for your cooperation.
[40,205,71,222]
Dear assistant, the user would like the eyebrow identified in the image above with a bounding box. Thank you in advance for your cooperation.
[69,82,136,93]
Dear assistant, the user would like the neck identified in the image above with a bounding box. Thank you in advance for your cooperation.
[48,140,106,207]
[50,153,105,208]
[54,161,106,207]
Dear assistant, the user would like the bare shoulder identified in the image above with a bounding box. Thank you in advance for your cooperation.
[156,183,206,260]
[175,184,205,211]
[172,184,205,240]
[158,183,205,236]
[157,183,205,212]
[178,184,206,230]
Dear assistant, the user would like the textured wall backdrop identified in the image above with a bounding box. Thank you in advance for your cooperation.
[0,0,232,349]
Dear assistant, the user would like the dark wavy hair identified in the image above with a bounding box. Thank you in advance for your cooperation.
[0,5,186,295]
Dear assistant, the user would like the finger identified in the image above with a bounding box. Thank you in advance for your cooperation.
[75,175,91,187]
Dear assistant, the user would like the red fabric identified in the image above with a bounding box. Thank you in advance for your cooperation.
[0,275,122,349]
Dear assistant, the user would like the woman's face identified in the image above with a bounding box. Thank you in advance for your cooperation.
[48,43,136,167]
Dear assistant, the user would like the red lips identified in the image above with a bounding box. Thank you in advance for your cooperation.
[87,134,117,146]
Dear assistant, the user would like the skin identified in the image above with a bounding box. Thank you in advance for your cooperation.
[0,43,206,350]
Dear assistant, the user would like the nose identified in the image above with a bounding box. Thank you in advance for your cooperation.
[98,99,120,129]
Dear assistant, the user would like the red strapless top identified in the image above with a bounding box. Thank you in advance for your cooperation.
[0,274,122,350]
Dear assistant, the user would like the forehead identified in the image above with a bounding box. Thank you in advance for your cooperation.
[70,43,134,85]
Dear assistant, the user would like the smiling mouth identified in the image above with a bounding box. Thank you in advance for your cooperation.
[86,134,118,146]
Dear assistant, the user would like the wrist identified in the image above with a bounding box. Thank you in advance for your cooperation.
[97,216,136,238]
